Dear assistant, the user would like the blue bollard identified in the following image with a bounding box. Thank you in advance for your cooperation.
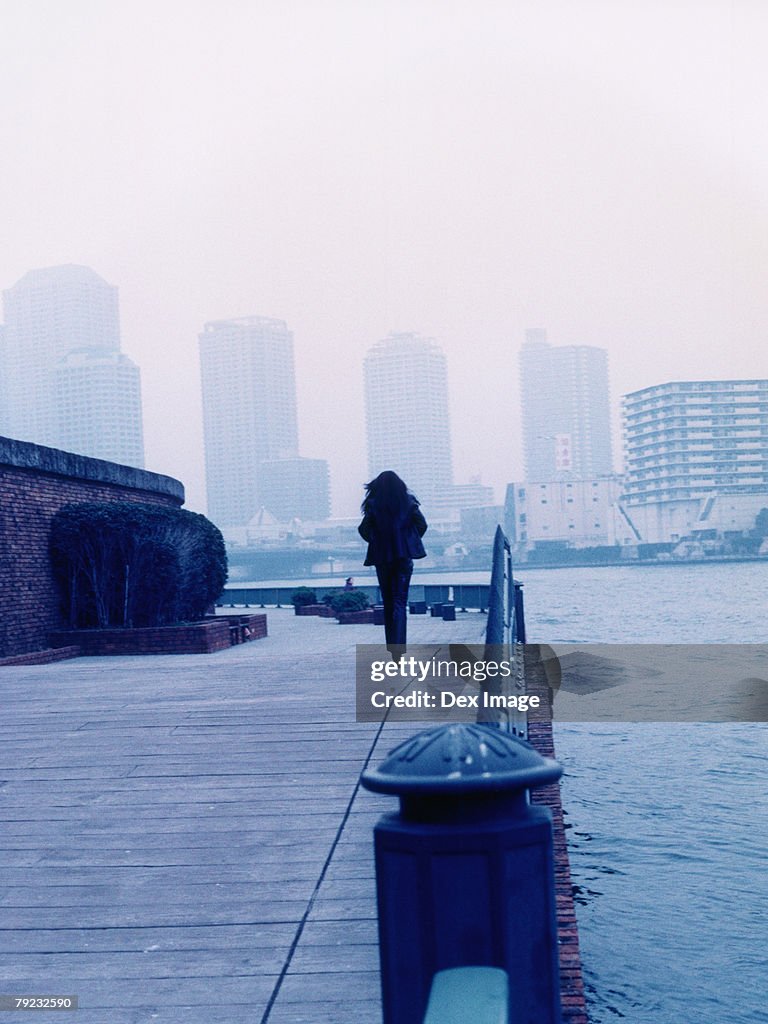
[361,723,563,1024]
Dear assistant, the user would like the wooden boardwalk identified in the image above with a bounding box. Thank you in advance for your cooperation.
[0,608,585,1023]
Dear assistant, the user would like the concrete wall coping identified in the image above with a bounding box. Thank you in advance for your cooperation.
[0,435,185,505]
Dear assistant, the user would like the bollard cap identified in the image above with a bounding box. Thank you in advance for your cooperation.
[361,723,562,795]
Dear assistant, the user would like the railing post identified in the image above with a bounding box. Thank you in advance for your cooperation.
[362,723,564,1024]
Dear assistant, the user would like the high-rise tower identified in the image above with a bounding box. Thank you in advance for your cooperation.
[56,349,144,468]
[199,315,301,527]
[2,265,120,447]
[519,329,613,480]
[364,332,453,504]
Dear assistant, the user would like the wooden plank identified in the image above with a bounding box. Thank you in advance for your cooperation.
[0,608,588,1023]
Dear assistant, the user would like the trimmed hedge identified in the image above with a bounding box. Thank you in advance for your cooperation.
[49,502,227,629]
[328,590,370,614]
[291,587,318,608]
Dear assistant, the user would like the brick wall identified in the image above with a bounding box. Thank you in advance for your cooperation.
[526,649,589,1024]
[0,436,185,659]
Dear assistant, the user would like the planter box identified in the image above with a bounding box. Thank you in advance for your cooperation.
[48,616,268,656]
[409,601,427,615]
[296,604,335,617]
[0,646,81,668]
[206,613,268,642]
[372,605,386,625]
[442,604,456,621]
[430,603,444,617]
[336,609,375,625]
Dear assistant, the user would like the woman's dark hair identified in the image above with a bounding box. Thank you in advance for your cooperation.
[361,470,418,517]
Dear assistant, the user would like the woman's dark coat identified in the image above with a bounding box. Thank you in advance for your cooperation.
[357,498,427,567]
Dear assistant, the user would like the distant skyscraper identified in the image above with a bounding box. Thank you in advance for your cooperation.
[199,315,301,527]
[2,265,120,447]
[1,264,144,467]
[364,332,453,504]
[519,329,613,480]
[56,349,144,468]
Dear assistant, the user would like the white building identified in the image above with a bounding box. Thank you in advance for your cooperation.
[519,329,614,481]
[364,332,453,505]
[428,480,496,529]
[199,316,300,527]
[56,349,144,468]
[507,477,637,549]
[1,265,144,467]
[621,380,768,543]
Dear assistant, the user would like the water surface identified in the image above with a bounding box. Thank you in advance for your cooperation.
[523,563,767,1023]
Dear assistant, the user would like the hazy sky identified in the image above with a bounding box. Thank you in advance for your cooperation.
[2,1,767,516]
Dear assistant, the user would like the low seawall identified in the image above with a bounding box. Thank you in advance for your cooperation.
[0,436,184,659]
[526,651,589,1023]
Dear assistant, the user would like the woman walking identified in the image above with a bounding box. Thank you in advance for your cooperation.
[358,470,428,654]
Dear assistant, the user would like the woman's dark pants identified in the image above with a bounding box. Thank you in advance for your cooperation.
[375,558,413,652]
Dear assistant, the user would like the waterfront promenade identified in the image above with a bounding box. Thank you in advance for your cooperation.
[0,609,582,1023]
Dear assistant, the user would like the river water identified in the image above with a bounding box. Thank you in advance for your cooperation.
[520,562,767,1024]
[248,561,766,1019]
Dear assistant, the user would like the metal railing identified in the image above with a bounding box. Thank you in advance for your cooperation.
[220,582,494,611]
[485,524,525,645]
[482,525,527,738]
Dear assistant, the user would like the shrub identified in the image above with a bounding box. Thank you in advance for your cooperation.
[291,587,318,608]
[328,590,370,614]
[50,502,227,629]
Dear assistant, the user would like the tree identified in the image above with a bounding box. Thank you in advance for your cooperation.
[50,503,227,629]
